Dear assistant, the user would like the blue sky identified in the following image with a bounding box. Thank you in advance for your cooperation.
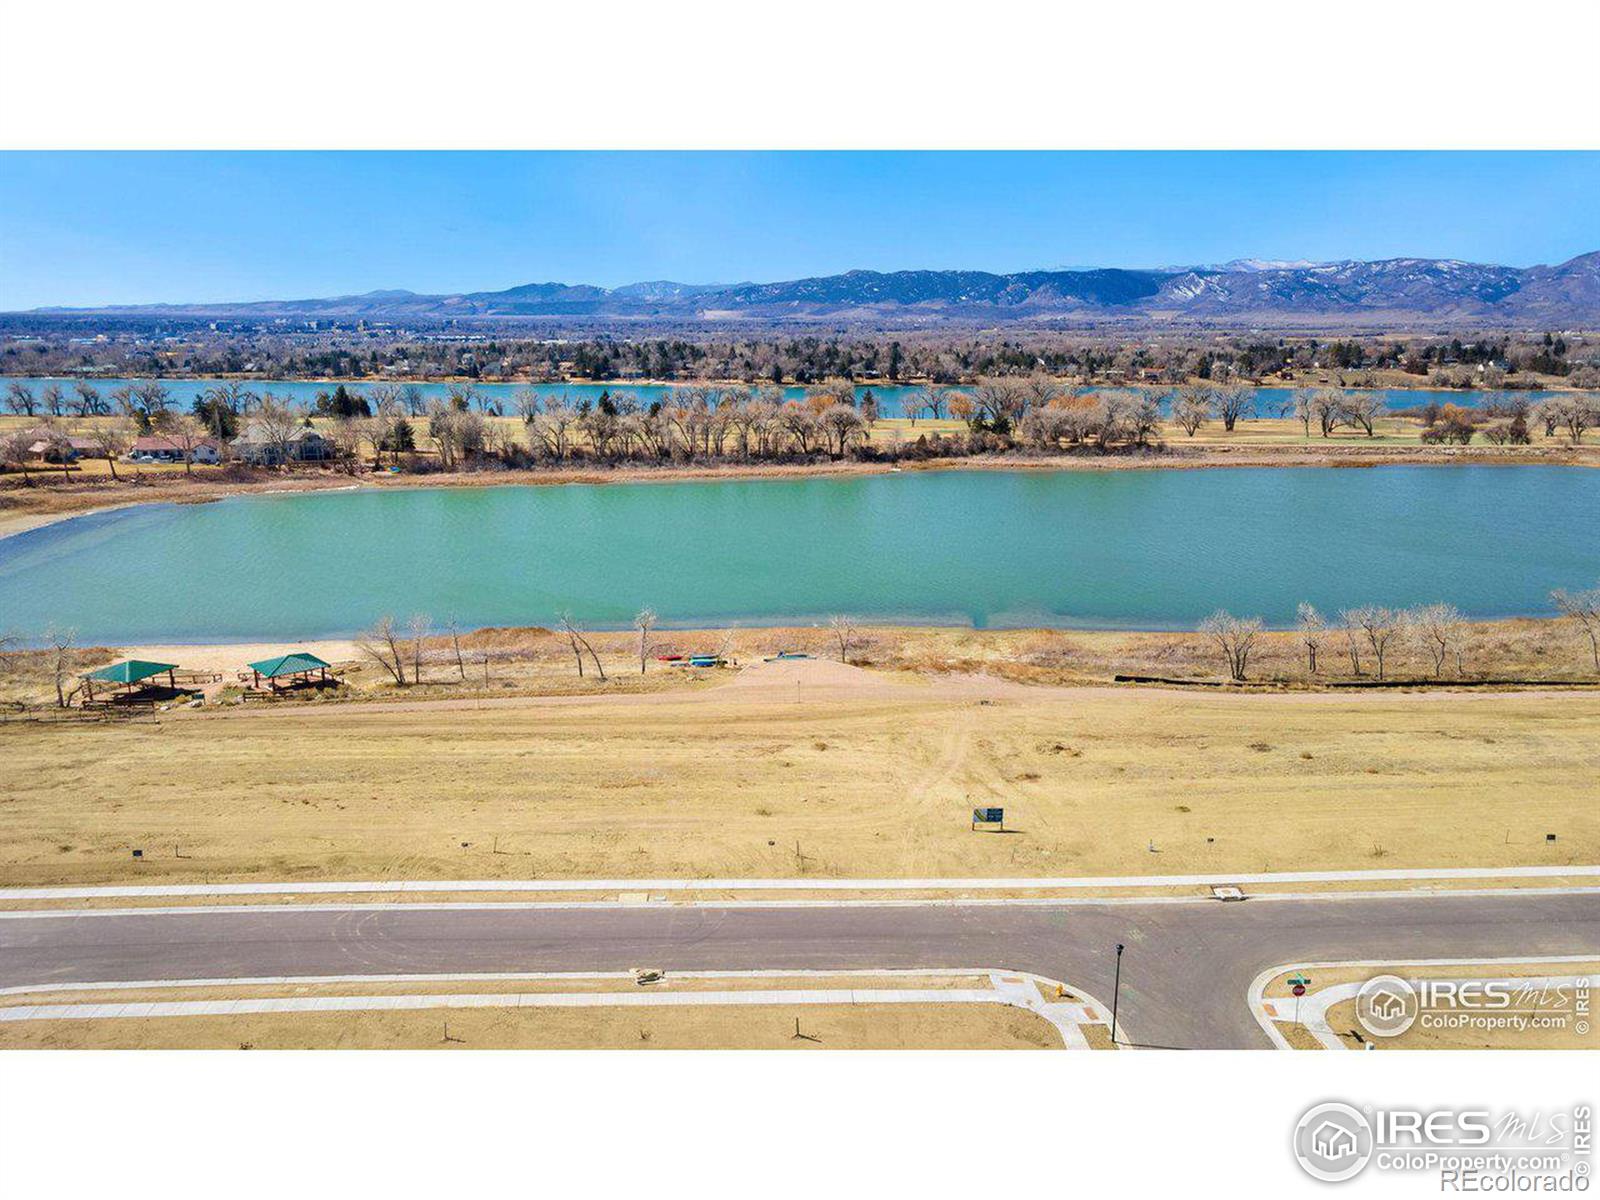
[1,152,1597,309]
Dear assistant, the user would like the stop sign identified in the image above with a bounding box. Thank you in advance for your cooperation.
[1292,983,1307,997]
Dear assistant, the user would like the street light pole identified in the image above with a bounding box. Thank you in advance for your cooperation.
[1111,943,1125,1046]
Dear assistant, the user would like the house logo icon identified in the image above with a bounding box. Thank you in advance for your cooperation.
[1313,1120,1359,1160]
[1293,1101,1375,1182]
[1356,974,1419,1037]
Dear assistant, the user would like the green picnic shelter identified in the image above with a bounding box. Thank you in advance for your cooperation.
[247,651,333,691]
[81,659,179,701]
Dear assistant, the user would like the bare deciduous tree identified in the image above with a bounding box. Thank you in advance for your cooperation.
[1552,584,1600,671]
[1212,385,1253,432]
[407,613,431,685]
[1198,610,1263,681]
[1171,386,1211,436]
[1129,393,1164,447]
[1342,391,1387,437]
[817,404,866,458]
[134,381,170,417]
[1295,602,1326,674]
[559,613,607,680]
[531,398,578,461]
[1345,605,1404,680]
[72,379,103,417]
[32,423,74,479]
[357,615,408,686]
[1536,396,1596,446]
[1409,603,1466,677]
[253,395,302,467]
[633,608,658,675]
[152,412,211,476]
[45,624,77,708]
[1311,389,1348,437]
[1290,387,1317,438]
[0,431,35,484]
[444,615,466,680]
[6,381,38,417]
[85,418,132,481]
[1337,609,1364,675]
[828,614,859,664]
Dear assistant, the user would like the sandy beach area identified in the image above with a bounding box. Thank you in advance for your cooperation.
[119,639,365,674]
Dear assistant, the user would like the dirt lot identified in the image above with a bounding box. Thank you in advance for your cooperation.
[0,1001,1063,1050]
[1,658,1594,887]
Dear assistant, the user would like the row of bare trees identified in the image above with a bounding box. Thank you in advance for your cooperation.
[1203,583,1600,682]
[356,615,425,686]
[351,607,864,690]
[356,608,717,687]
[515,386,872,464]
[1278,388,1390,437]
[10,376,1596,486]
[277,376,1196,472]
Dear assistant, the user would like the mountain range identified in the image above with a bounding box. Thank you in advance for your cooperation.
[23,253,1600,329]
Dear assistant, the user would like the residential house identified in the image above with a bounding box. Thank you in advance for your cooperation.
[128,434,223,464]
[231,423,334,465]
[26,435,99,463]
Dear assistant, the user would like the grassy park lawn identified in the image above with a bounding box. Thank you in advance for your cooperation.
[1,659,1595,887]
[871,413,1432,448]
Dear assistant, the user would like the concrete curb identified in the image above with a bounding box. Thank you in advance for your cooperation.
[6,863,1597,902]
[1246,955,1598,1050]
[6,884,1599,920]
[0,967,1115,1049]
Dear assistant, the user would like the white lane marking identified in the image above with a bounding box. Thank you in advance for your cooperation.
[0,967,1114,1049]
[6,864,1598,901]
[5,885,1599,920]
[1246,955,1600,1050]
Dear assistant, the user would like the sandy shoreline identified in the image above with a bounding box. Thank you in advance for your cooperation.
[119,639,365,674]
[0,503,147,541]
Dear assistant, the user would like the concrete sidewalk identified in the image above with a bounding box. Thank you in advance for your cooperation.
[0,967,1113,1049]
[6,863,1597,902]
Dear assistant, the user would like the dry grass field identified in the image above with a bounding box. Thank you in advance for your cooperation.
[0,1000,1063,1050]
[0,969,1070,1049]
[1,657,1595,887]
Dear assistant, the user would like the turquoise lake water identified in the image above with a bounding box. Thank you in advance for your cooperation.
[1,376,1553,419]
[1,466,1595,642]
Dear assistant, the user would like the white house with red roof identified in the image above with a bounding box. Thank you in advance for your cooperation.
[128,434,223,464]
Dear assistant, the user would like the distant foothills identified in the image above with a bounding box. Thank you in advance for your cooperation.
[17,253,1600,330]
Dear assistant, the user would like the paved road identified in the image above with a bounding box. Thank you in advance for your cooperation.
[3,893,1597,1047]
